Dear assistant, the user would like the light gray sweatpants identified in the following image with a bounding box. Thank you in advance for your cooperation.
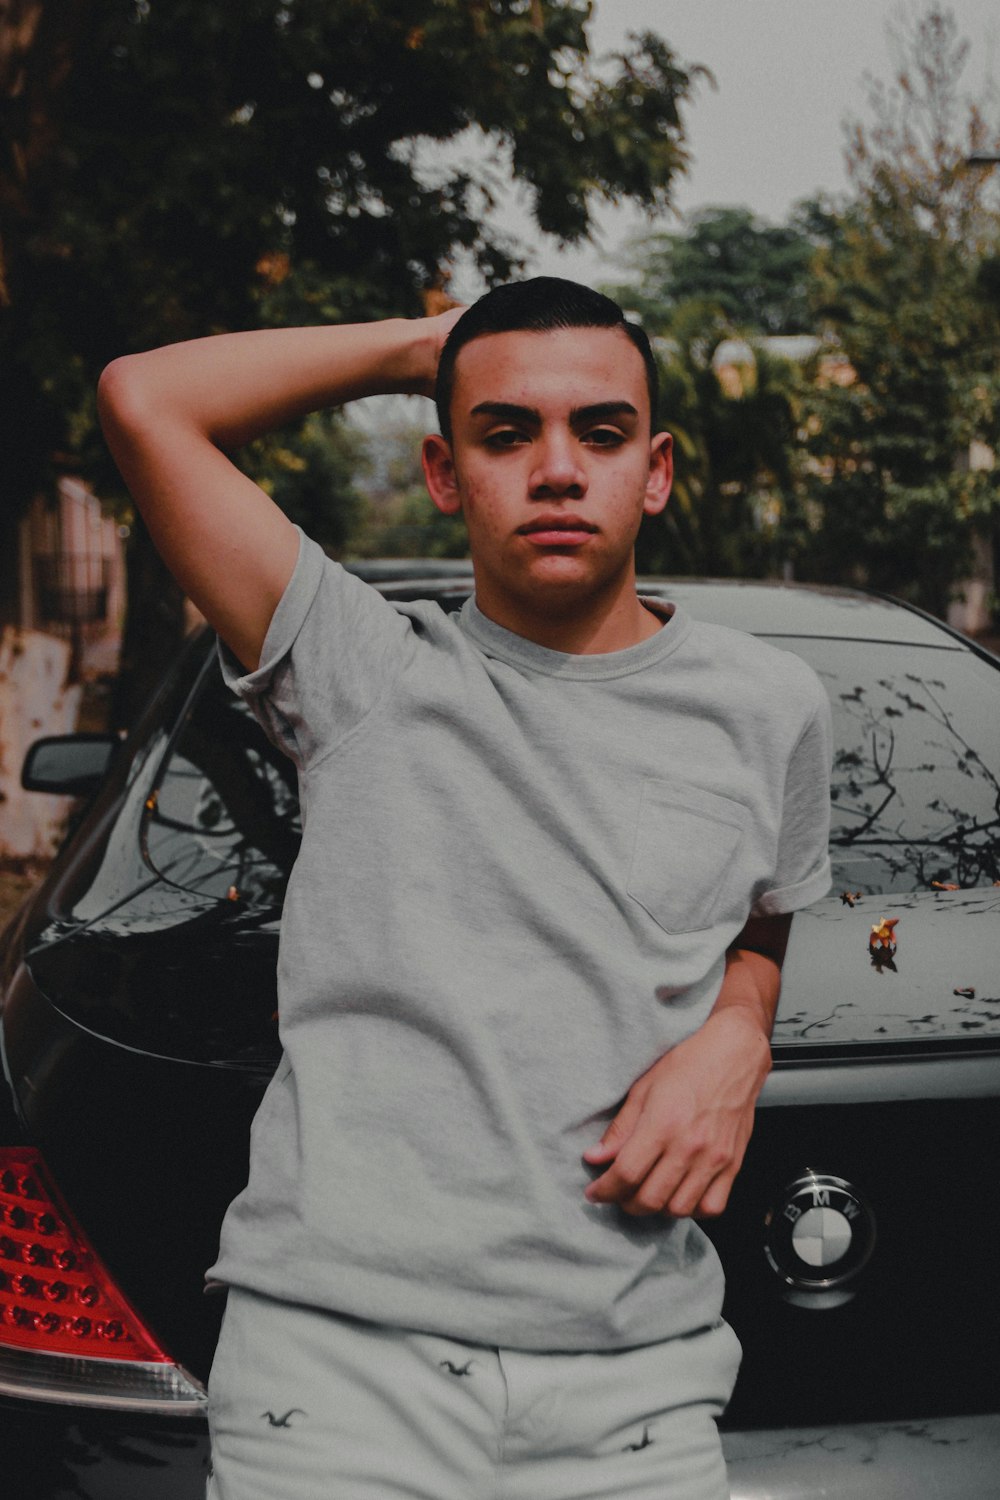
[206,1287,740,1500]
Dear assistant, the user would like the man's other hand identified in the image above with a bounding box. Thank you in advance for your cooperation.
[581,1006,771,1219]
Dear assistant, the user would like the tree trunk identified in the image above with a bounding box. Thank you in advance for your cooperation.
[110,514,187,732]
[0,0,98,257]
[0,501,21,630]
[0,625,81,859]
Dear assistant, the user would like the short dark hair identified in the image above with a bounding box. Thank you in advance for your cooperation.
[434,276,659,441]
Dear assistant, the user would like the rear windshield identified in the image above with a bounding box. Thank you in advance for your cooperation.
[782,638,1000,895]
[143,635,1000,904]
[142,663,300,908]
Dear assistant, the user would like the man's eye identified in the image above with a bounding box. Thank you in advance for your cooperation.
[584,428,626,447]
[485,429,528,448]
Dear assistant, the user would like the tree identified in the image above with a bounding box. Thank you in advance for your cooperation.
[603,206,817,577]
[0,0,706,721]
[346,415,469,559]
[800,6,1000,616]
[631,299,803,579]
[243,411,367,558]
[608,204,820,336]
[0,0,100,617]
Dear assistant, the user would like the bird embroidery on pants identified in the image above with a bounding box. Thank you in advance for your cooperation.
[261,1408,306,1428]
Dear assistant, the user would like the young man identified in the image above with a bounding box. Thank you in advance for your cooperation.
[98,278,832,1500]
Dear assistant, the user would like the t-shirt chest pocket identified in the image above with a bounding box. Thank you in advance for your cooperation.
[627,779,750,934]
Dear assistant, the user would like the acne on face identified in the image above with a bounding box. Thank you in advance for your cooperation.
[448,326,669,517]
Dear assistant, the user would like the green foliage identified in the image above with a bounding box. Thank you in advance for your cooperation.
[0,0,703,531]
[351,485,471,560]
[345,416,468,559]
[635,325,803,579]
[242,411,367,556]
[614,7,1000,610]
[605,208,817,578]
[608,204,820,336]
[800,6,1000,615]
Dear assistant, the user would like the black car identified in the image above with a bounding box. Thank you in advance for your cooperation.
[3,575,1000,1498]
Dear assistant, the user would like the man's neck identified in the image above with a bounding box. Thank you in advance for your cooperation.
[473,576,665,655]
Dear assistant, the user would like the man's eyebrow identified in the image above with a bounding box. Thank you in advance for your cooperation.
[569,401,639,425]
[469,401,540,423]
[468,400,639,424]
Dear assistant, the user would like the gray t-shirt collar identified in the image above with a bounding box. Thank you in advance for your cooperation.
[458,595,692,680]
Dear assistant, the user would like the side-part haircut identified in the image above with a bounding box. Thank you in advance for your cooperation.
[434,276,659,441]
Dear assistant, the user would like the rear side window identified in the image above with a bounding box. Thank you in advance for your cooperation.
[786,639,1000,895]
[142,665,301,906]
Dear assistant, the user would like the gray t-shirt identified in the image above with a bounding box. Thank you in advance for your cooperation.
[208,527,832,1351]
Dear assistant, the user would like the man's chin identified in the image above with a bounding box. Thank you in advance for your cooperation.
[520,552,607,595]
[498,551,633,612]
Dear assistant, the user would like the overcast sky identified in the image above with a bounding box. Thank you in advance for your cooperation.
[453,0,1000,292]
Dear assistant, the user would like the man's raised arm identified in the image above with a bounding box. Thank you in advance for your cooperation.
[97,312,461,673]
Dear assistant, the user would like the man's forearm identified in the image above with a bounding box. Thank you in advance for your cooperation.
[707,948,781,1048]
[95,311,462,672]
[98,318,445,451]
[695,912,792,1096]
[582,912,792,1218]
[711,910,791,1044]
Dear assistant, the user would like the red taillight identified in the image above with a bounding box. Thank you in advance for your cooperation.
[0,1145,206,1412]
[0,1146,170,1362]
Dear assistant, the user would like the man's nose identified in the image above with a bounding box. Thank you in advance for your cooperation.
[528,434,587,498]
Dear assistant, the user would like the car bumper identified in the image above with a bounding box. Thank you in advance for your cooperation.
[1,1396,209,1499]
[6,1399,999,1497]
[724,1414,1000,1497]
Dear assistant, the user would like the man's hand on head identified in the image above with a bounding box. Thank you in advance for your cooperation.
[411,303,467,398]
[581,912,790,1219]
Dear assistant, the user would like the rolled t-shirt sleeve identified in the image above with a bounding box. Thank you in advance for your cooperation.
[216,525,412,770]
[753,689,834,917]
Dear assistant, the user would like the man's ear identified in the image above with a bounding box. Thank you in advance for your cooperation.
[422,434,462,516]
[643,430,673,517]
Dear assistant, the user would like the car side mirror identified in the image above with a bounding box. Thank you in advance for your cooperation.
[21,734,121,798]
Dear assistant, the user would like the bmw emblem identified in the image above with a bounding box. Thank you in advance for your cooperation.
[765,1171,875,1305]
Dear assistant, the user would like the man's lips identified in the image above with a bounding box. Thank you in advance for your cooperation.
[517,515,598,546]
